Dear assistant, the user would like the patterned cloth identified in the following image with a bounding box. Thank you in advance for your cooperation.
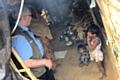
[80,51,90,64]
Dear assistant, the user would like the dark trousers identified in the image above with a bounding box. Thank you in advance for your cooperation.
[38,67,55,80]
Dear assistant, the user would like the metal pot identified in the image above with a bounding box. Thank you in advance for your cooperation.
[58,35,65,41]
[62,30,67,35]
[71,36,76,40]
[66,41,73,46]
[65,36,69,42]
[69,31,74,35]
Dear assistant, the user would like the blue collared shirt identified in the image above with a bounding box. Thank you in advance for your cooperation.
[12,24,44,61]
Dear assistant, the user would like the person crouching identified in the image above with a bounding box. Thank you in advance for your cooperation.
[78,44,90,67]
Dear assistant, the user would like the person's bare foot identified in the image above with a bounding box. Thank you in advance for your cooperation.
[86,63,89,66]
[99,75,106,80]
[79,63,85,67]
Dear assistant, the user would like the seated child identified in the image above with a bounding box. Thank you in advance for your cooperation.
[78,44,90,67]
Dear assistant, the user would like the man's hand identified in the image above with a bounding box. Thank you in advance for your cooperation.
[45,59,52,70]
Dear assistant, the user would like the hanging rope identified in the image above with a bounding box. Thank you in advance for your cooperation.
[11,0,24,34]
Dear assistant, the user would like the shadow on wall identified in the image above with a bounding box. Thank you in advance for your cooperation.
[92,2,104,28]
[0,0,11,79]
[0,28,5,50]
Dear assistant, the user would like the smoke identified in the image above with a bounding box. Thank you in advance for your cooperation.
[43,0,74,22]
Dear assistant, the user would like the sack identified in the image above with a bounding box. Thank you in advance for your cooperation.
[28,5,53,39]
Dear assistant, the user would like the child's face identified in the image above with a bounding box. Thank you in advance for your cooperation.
[79,48,84,54]
[87,31,95,38]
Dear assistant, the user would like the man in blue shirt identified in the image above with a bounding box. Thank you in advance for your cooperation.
[12,5,55,80]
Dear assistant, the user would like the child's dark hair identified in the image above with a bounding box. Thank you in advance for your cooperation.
[87,24,100,37]
[77,44,86,50]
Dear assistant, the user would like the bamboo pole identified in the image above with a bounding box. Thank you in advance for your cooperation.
[104,0,120,12]
[96,0,120,79]
[11,47,37,80]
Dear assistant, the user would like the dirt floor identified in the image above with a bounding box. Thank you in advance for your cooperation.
[50,23,115,80]
[54,48,114,80]
[54,48,102,80]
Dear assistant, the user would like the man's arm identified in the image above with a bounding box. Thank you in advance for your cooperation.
[24,59,52,70]
[12,35,52,69]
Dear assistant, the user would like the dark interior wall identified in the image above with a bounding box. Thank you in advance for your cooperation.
[24,0,104,29]
[24,0,74,21]
[43,0,91,21]
[92,2,104,28]
[0,0,11,79]
[24,0,43,14]
[43,0,74,21]
[81,0,90,10]
[24,0,91,22]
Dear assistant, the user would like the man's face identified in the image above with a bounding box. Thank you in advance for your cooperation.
[25,14,32,26]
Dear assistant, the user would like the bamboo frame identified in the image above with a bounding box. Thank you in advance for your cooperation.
[10,59,29,80]
[10,47,37,80]
[104,0,120,12]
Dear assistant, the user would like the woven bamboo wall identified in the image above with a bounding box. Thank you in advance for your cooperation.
[96,0,120,80]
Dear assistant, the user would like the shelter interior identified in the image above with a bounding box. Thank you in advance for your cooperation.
[0,0,119,80]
